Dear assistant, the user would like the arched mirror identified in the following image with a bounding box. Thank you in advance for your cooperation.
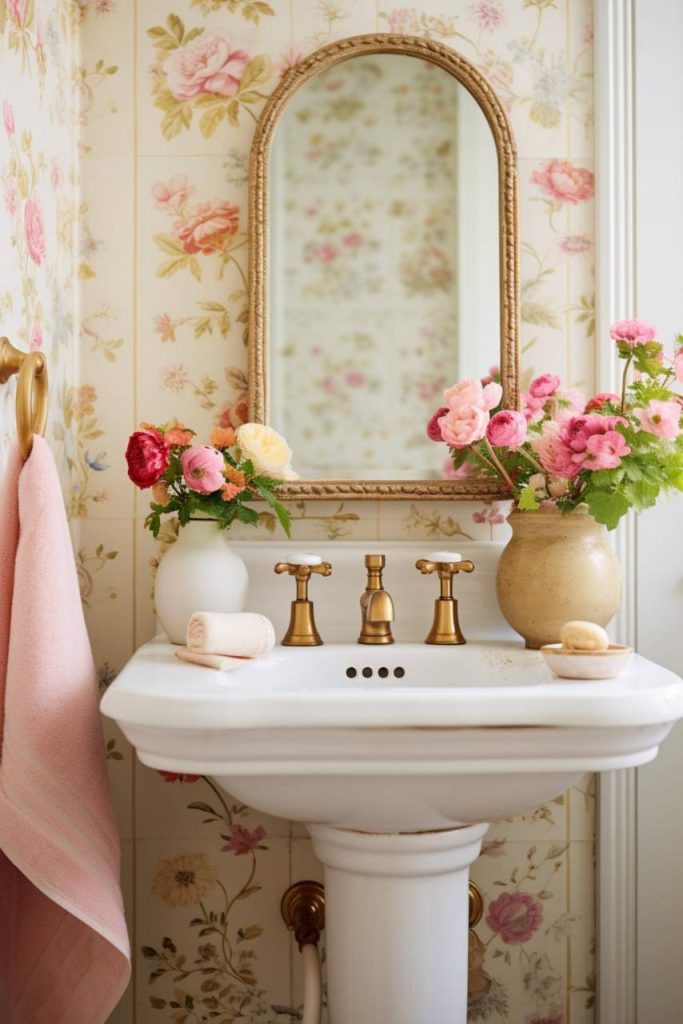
[249,34,519,500]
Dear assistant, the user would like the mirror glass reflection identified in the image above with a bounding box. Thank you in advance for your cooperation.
[268,53,500,479]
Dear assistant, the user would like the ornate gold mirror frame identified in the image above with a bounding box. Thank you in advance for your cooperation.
[248,33,519,500]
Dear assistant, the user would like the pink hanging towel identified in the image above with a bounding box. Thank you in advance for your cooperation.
[0,438,130,1023]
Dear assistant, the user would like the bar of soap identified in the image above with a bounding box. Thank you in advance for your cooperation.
[560,621,609,652]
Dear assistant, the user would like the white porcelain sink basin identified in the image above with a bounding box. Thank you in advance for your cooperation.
[102,637,683,1024]
[102,637,683,831]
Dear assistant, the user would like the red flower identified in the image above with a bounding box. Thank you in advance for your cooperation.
[125,429,170,488]
[427,406,448,441]
[221,824,267,856]
[486,890,543,944]
[158,771,199,783]
[584,392,620,413]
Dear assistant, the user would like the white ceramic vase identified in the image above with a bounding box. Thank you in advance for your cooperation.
[154,518,249,644]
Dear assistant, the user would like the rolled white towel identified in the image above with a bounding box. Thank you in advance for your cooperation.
[186,611,276,658]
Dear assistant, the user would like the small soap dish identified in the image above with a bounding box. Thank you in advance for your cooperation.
[540,644,634,680]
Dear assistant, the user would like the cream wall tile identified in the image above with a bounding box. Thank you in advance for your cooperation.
[292,0,378,53]
[79,0,135,158]
[568,839,597,1021]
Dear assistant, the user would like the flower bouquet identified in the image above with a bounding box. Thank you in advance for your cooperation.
[125,420,293,537]
[428,320,683,530]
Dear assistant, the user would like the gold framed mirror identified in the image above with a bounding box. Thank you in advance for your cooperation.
[248,33,519,500]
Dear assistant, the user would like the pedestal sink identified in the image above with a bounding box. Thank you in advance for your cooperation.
[102,637,683,1024]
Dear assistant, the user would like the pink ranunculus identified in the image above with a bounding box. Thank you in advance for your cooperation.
[125,429,170,489]
[487,409,527,448]
[532,423,581,478]
[29,322,43,351]
[151,174,194,211]
[24,197,46,265]
[3,101,15,135]
[221,823,266,856]
[585,391,620,413]
[531,159,595,205]
[486,890,543,945]
[165,33,250,100]
[181,445,226,493]
[439,405,489,449]
[609,318,657,346]
[674,349,683,383]
[584,430,631,470]
[427,406,448,442]
[176,201,239,255]
[528,373,560,400]
[635,399,682,440]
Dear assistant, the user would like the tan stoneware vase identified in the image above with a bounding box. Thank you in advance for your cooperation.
[495,506,621,649]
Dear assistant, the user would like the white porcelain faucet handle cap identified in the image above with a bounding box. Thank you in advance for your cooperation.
[427,551,462,563]
[287,553,322,566]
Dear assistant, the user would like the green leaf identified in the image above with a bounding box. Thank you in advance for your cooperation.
[584,489,631,530]
[518,485,540,511]
[253,482,291,537]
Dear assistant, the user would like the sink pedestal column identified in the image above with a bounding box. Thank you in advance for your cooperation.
[309,822,489,1024]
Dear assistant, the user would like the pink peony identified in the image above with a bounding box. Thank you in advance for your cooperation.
[165,33,250,100]
[635,399,681,440]
[443,377,502,413]
[176,201,239,255]
[609,318,657,346]
[675,349,683,383]
[487,409,527,447]
[3,101,15,135]
[531,159,595,204]
[24,197,46,265]
[29,322,43,351]
[439,405,489,449]
[585,391,620,413]
[532,423,581,478]
[152,174,194,211]
[528,373,561,399]
[584,430,631,469]
[221,823,266,856]
[427,406,448,442]
[486,890,543,944]
[125,429,170,488]
[181,445,226,493]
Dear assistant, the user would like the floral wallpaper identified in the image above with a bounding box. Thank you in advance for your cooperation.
[1,1,598,1021]
[0,0,80,493]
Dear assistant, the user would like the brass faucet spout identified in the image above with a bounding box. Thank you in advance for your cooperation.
[358,554,394,645]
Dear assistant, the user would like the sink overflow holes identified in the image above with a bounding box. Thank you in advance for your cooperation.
[345,666,405,679]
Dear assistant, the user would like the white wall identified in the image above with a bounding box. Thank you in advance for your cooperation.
[634,1,683,1019]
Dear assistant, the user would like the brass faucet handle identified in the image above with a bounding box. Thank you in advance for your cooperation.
[416,551,475,576]
[274,555,333,579]
[274,555,332,647]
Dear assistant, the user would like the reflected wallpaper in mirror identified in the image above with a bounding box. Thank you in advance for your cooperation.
[268,53,500,480]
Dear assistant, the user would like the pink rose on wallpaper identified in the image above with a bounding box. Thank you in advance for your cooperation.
[438,405,488,449]
[559,234,593,255]
[152,173,194,212]
[221,824,266,856]
[345,370,365,388]
[176,201,239,255]
[30,323,43,351]
[313,243,338,264]
[470,1,505,32]
[181,445,226,494]
[635,399,681,440]
[24,197,46,265]
[165,34,250,100]
[486,890,543,945]
[531,159,595,204]
[342,231,364,248]
[7,0,27,26]
[385,9,419,33]
[3,100,15,135]
[3,174,18,217]
[216,392,249,430]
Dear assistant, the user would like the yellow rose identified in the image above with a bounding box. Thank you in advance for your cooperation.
[236,423,293,479]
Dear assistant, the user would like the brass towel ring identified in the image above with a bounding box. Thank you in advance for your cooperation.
[0,337,48,460]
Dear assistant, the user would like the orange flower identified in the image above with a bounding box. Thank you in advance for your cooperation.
[210,426,236,448]
[220,482,245,501]
[165,424,195,446]
[224,465,246,488]
[152,481,170,507]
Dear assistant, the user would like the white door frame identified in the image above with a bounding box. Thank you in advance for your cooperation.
[594,2,638,1022]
